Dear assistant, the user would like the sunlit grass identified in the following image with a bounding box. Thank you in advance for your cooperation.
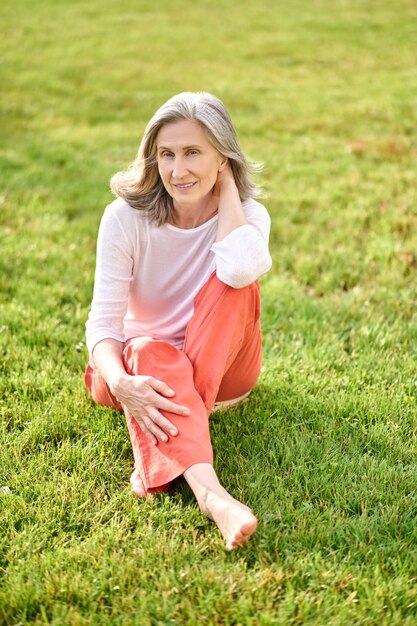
[1,0,417,623]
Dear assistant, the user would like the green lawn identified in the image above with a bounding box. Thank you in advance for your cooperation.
[1,0,417,623]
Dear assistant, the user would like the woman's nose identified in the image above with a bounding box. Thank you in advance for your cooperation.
[172,157,188,179]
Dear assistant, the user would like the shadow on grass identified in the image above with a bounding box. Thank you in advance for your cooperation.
[85,379,407,567]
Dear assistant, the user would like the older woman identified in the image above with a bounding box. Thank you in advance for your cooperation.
[84,92,272,550]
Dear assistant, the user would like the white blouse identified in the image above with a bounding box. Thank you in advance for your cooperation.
[86,196,272,362]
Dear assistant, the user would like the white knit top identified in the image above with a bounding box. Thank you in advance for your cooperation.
[86,196,272,361]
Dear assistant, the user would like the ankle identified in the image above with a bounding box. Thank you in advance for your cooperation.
[183,463,223,514]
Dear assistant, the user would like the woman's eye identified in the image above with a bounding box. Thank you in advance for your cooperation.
[161,151,174,158]
[187,150,199,156]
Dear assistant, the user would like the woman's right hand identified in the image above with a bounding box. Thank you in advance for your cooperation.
[112,374,190,446]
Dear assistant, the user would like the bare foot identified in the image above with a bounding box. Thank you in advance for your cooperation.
[183,463,258,550]
[203,490,258,550]
[130,469,148,497]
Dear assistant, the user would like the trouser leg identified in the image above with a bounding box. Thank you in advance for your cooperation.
[84,366,123,410]
[183,273,262,412]
[84,342,212,492]
[122,338,213,491]
[84,273,262,492]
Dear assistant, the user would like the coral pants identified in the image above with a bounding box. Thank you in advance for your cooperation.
[84,273,262,493]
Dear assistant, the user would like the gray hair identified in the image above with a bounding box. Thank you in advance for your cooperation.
[110,92,262,226]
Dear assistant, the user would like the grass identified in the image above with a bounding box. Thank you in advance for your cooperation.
[1,0,417,623]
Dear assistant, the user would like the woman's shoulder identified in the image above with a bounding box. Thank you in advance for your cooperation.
[103,196,143,220]
[101,197,151,230]
[97,199,154,250]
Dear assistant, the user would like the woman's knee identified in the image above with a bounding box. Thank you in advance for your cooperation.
[123,336,191,377]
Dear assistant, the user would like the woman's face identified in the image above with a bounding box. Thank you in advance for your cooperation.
[156,119,226,210]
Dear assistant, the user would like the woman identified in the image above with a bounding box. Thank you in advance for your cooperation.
[84,92,272,550]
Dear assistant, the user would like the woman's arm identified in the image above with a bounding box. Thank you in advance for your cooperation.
[215,165,248,242]
[92,338,190,446]
[87,204,189,445]
[212,165,272,288]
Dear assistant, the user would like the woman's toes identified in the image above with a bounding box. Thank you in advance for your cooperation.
[130,470,147,497]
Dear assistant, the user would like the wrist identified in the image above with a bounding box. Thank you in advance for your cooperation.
[108,371,130,396]
[218,182,240,210]
[219,178,239,195]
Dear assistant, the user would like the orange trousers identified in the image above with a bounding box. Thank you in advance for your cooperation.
[84,273,262,493]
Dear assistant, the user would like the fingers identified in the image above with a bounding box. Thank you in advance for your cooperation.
[157,397,190,416]
[149,377,175,397]
[147,378,190,416]
[138,414,165,446]
[124,376,191,445]
[138,416,158,446]
[137,408,179,445]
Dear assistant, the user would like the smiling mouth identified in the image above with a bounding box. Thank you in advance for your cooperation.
[173,182,196,189]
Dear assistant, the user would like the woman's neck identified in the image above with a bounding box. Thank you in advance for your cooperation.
[169,195,218,229]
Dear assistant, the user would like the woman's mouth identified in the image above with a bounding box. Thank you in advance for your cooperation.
[173,182,196,190]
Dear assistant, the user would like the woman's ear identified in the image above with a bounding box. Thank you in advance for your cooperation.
[218,156,228,172]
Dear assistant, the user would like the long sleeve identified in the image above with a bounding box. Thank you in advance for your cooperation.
[211,199,272,288]
[85,204,135,361]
